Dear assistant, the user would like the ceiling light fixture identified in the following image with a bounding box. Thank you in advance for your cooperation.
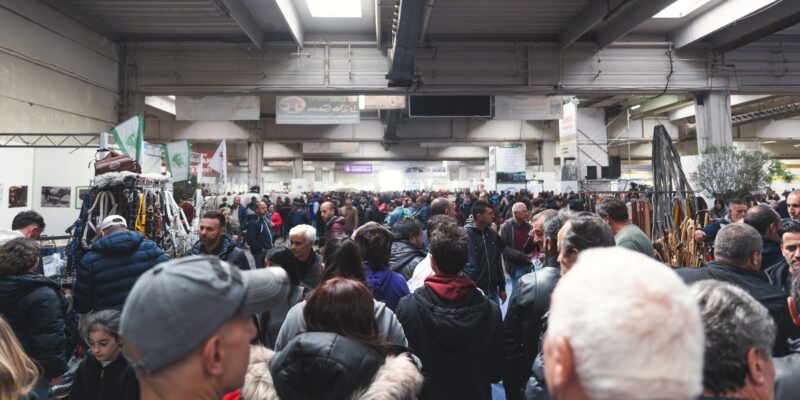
[654,0,712,18]
[306,0,361,18]
[630,104,642,110]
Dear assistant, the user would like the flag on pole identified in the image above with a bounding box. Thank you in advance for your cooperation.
[109,114,144,162]
[163,140,192,181]
[208,140,227,183]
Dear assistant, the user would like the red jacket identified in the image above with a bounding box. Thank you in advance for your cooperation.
[271,212,283,235]
[324,216,346,244]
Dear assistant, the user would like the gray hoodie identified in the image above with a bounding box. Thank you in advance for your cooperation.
[273,298,408,351]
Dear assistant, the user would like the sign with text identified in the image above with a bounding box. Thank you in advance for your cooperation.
[494,144,526,183]
[343,163,372,174]
[495,96,563,120]
[361,96,406,110]
[277,96,360,125]
[559,102,578,159]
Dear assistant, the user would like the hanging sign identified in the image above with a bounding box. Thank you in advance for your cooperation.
[494,144,527,183]
[495,96,563,120]
[276,96,360,125]
[343,163,372,174]
[559,102,578,159]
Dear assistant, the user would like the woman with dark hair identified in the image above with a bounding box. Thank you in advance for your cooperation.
[273,237,407,350]
[709,199,727,221]
[246,278,422,400]
[0,237,68,400]
[354,222,410,311]
[320,236,366,283]
[70,310,138,400]
[260,247,306,347]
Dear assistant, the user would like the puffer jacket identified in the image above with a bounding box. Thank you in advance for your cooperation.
[187,234,250,270]
[75,231,169,313]
[267,332,423,400]
[503,256,560,400]
[464,223,506,296]
[365,266,410,311]
[389,241,426,280]
[0,273,68,378]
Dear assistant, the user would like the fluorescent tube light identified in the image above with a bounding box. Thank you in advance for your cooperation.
[630,104,641,110]
[654,0,712,18]
[306,0,361,18]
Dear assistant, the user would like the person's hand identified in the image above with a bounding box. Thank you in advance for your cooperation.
[232,235,239,241]
[49,376,63,386]
[500,291,507,303]
[693,230,706,243]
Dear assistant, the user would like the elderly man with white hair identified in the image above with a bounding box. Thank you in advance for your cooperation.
[543,247,705,400]
[288,224,323,289]
[499,202,533,288]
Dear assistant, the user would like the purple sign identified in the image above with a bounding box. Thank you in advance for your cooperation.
[343,163,372,174]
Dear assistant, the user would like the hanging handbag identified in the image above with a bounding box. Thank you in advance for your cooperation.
[94,149,141,176]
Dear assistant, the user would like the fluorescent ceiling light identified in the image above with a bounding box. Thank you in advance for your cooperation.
[630,104,642,110]
[762,141,777,144]
[654,0,712,18]
[306,0,361,18]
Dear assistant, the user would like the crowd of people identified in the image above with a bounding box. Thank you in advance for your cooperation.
[0,187,798,400]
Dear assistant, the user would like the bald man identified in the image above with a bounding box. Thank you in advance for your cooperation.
[320,201,345,247]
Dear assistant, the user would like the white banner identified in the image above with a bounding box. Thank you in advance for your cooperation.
[208,140,228,183]
[276,96,360,125]
[495,96,563,120]
[559,102,578,159]
[175,96,260,121]
[110,114,144,162]
[163,140,192,181]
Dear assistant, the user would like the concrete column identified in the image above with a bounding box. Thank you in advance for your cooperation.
[541,142,555,172]
[314,167,323,182]
[121,92,146,121]
[292,158,304,179]
[458,166,468,181]
[695,92,733,153]
[247,142,263,187]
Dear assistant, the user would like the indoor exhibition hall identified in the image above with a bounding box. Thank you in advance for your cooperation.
[2,0,800,399]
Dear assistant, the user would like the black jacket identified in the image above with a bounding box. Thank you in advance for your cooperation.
[69,354,139,400]
[503,257,560,400]
[676,261,797,356]
[187,234,249,270]
[297,252,324,289]
[395,284,505,400]
[245,215,274,254]
[0,273,68,378]
[75,231,169,313]
[270,332,386,399]
[499,219,532,275]
[389,241,426,280]
[464,223,506,295]
[761,236,785,273]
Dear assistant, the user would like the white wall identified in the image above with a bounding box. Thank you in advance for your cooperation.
[0,147,96,236]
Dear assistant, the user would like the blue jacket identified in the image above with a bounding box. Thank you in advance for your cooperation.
[245,216,274,253]
[365,265,410,311]
[75,231,169,313]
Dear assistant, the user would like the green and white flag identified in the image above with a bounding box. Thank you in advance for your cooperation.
[162,140,192,182]
[110,114,144,162]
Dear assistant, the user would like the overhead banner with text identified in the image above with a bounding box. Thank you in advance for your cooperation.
[559,102,578,159]
[495,96,563,120]
[276,96,360,125]
[494,144,527,184]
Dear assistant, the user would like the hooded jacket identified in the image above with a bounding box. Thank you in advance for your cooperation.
[273,299,408,351]
[395,276,505,400]
[503,256,560,400]
[69,352,139,400]
[365,266,410,311]
[254,332,422,400]
[0,273,68,378]
[187,234,250,270]
[389,241,426,280]
[323,216,346,245]
[464,223,506,296]
[75,231,169,313]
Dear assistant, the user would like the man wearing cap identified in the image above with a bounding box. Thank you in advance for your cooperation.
[74,215,169,313]
[120,256,289,400]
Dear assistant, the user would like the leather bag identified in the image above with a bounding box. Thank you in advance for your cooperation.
[94,149,141,175]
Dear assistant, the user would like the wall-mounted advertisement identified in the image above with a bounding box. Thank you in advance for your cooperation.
[276,96,360,125]
[495,144,526,183]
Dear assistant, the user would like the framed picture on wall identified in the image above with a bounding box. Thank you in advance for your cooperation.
[9,186,28,208]
[75,187,91,210]
[41,186,71,208]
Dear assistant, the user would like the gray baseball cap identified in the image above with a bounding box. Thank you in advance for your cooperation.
[119,256,288,373]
